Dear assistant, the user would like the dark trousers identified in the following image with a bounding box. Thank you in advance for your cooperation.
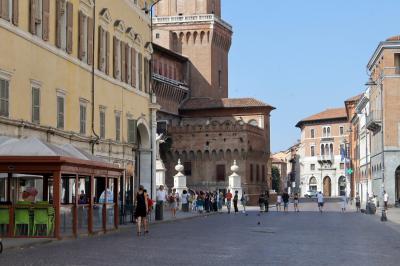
[264,200,269,212]
[233,200,238,213]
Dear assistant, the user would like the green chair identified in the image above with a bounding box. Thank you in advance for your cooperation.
[47,207,55,237]
[14,208,31,236]
[33,208,49,236]
[0,208,10,236]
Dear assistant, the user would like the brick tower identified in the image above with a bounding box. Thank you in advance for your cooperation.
[153,0,232,99]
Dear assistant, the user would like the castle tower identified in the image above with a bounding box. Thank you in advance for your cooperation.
[153,0,231,99]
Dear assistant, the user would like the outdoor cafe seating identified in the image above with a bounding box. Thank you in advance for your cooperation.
[0,137,123,239]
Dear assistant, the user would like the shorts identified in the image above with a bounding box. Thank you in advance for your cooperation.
[283,202,289,208]
[318,202,324,207]
[384,201,388,208]
[294,200,299,205]
[356,202,360,208]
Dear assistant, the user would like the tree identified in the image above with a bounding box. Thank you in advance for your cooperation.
[271,166,281,192]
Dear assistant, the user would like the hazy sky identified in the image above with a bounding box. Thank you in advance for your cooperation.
[222,0,400,152]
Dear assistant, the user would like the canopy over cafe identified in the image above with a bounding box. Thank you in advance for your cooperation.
[0,137,124,239]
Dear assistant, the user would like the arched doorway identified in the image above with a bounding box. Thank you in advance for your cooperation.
[396,166,400,202]
[136,120,151,194]
[323,176,331,196]
[309,176,317,191]
[338,176,346,196]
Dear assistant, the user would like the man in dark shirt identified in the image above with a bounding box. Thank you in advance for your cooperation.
[282,191,290,212]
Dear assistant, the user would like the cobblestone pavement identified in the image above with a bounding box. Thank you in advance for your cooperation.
[1,202,400,266]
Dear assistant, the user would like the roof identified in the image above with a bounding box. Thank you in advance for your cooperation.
[345,93,363,103]
[296,108,347,128]
[0,136,104,162]
[180,97,275,110]
[152,43,188,62]
[386,35,400,41]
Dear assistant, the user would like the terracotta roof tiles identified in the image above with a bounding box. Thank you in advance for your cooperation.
[296,108,347,128]
[180,97,275,110]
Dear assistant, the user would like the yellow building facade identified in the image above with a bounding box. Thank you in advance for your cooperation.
[0,0,156,199]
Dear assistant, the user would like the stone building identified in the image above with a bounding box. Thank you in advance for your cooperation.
[0,0,156,202]
[364,35,400,205]
[296,108,350,197]
[152,0,274,203]
[272,142,300,193]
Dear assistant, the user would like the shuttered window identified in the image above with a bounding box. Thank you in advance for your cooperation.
[144,58,149,93]
[121,42,126,83]
[0,0,18,25]
[126,44,131,85]
[216,165,226,182]
[113,37,121,80]
[78,11,89,62]
[57,95,64,129]
[99,109,105,139]
[56,0,67,50]
[131,48,136,87]
[115,114,121,142]
[0,79,9,117]
[66,1,73,54]
[138,53,143,91]
[127,119,137,144]
[31,87,40,124]
[79,104,86,135]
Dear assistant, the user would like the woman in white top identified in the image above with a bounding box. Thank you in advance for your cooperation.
[341,195,347,212]
[276,194,282,212]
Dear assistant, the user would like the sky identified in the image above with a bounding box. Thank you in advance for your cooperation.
[222,0,400,153]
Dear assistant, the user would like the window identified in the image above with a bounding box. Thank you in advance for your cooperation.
[113,37,121,80]
[138,53,143,91]
[395,54,400,74]
[262,165,265,182]
[99,108,106,139]
[309,176,317,191]
[256,165,260,182]
[78,11,93,65]
[310,146,315,157]
[57,95,65,129]
[310,129,315,138]
[216,165,225,181]
[0,79,10,117]
[98,26,109,73]
[250,164,254,182]
[310,164,315,171]
[327,127,331,137]
[0,0,18,25]
[184,162,192,176]
[29,0,50,41]
[32,87,40,124]
[340,163,345,170]
[79,104,86,135]
[127,119,137,144]
[56,0,67,50]
[321,144,325,155]
[115,113,121,142]
[155,33,160,39]
[340,126,344,136]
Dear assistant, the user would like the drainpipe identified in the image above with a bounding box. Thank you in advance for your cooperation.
[91,0,100,154]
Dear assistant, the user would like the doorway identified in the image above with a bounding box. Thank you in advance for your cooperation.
[338,176,346,196]
[323,176,331,197]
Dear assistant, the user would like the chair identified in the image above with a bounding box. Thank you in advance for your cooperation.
[33,208,49,236]
[0,208,10,236]
[47,207,55,236]
[14,207,31,236]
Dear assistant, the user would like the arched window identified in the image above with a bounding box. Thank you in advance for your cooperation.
[330,144,333,155]
[321,144,325,155]
[338,176,346,196]
[309,176,317,191]
[323,127,327,137]
[325,144,329,155]
[327,127,331,137]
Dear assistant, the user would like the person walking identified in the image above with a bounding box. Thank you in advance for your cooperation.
[282,191,290,212]
[264,190,270,212]
[134,185,148,236]
[355,193,361,212]
[258,193,265,212]
[317,191,324,213]
[384,191,389,210]
[293,193,300,212]
[233,191,239,214]
[276,193,282,212]
[218,192,224,212]
[181,190,189,212]
[169,188,179,218]
[156,185,167,220]
[341,194,347,212]
[226,190,233,214]
[241,192,248,213]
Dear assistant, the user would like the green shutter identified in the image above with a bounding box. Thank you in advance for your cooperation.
[128,119,137,144]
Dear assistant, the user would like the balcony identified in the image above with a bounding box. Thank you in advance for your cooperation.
[153,14,233,31]
[317,155,334,164]
[366,111,382,132]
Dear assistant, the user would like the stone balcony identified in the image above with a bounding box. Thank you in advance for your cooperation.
[366,110,382,132]
[153,14,232,31]
[317,155,334,164]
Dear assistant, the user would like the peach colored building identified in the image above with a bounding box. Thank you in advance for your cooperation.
[296,108,350,197]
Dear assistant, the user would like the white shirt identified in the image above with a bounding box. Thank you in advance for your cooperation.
[156,190,166,202]
[181,194,188,204]
[317,193,324,203]
[277,195,282,203]
[384,193,389,202]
